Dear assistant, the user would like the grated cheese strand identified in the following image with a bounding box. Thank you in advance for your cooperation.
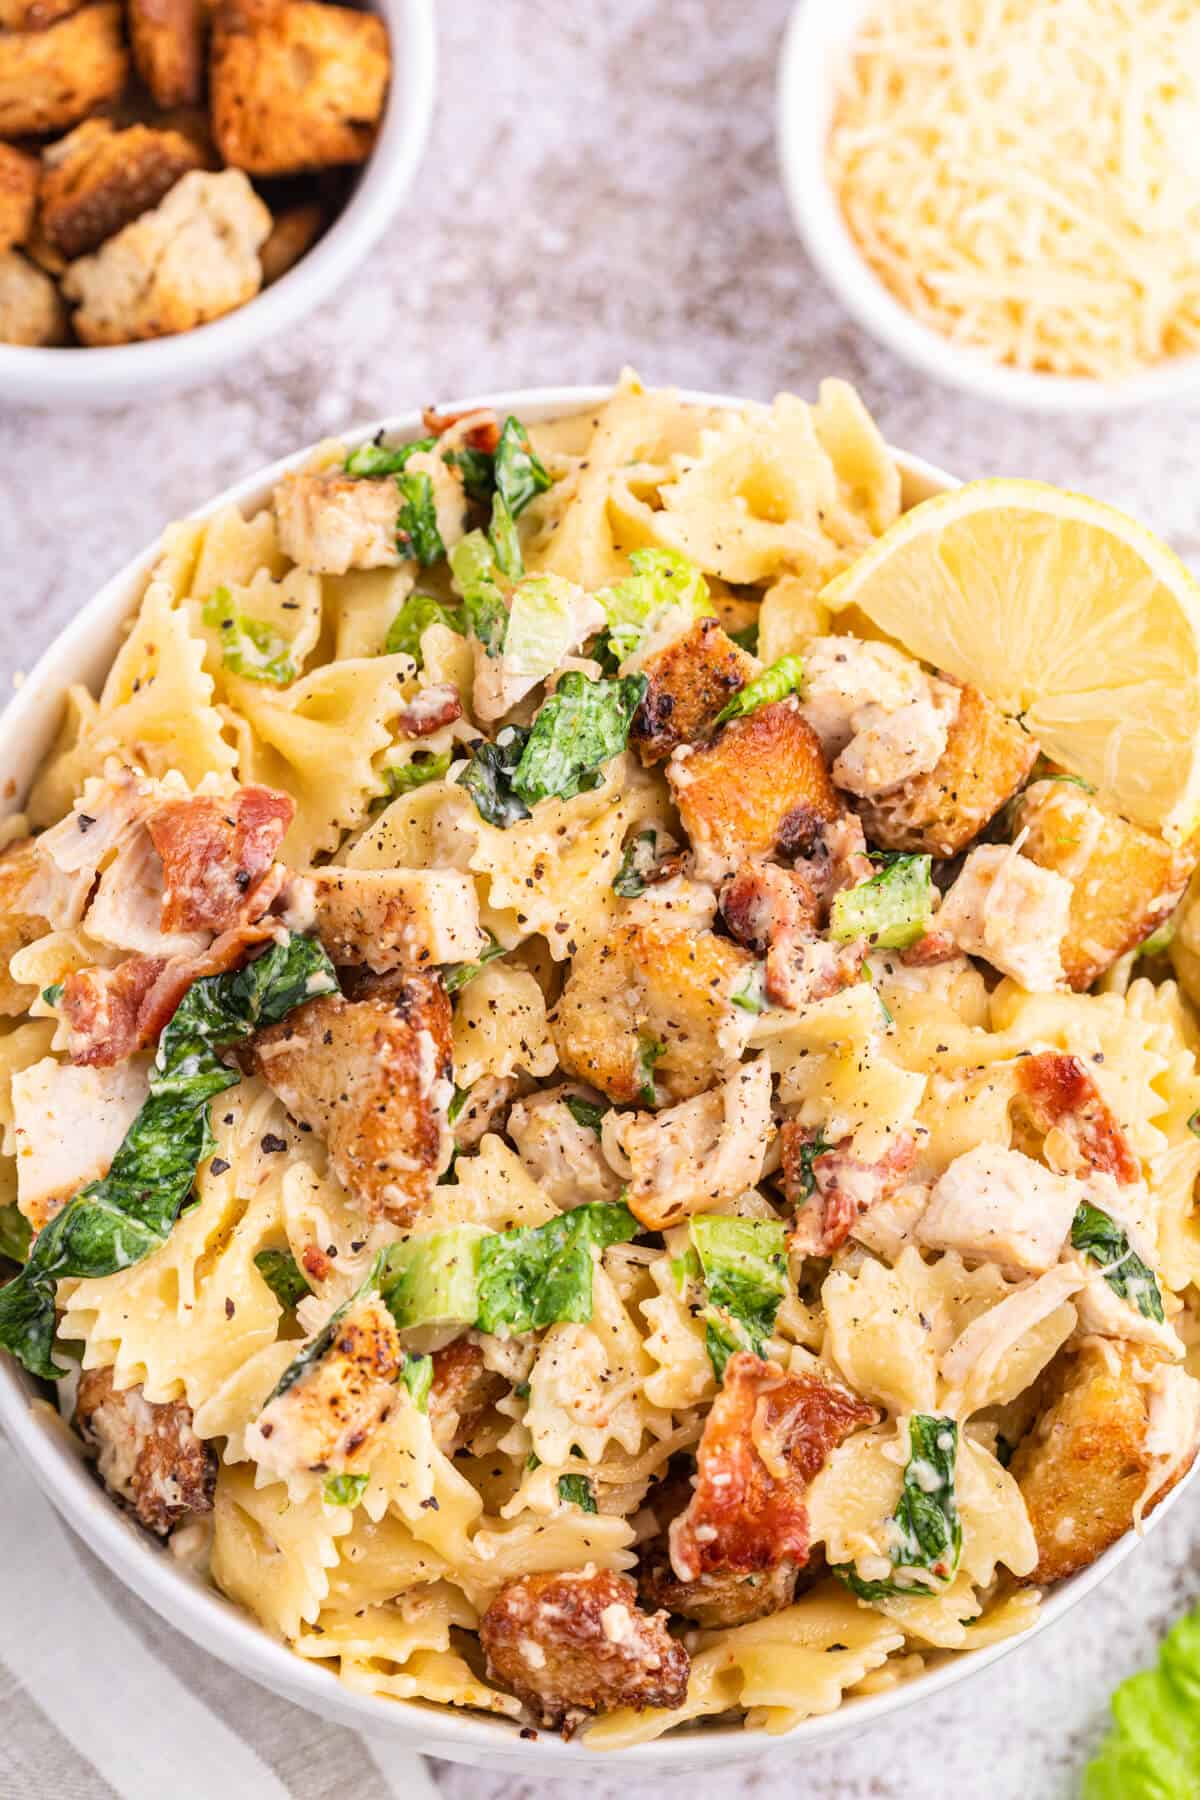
[826,0,1200,379]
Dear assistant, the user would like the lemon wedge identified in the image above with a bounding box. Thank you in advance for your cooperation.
[821,478,1200,843]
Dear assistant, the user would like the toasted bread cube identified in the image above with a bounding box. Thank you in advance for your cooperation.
[549,920,755,1104]
[1011,1341,1198,1584]
[0,145,36,253]
[0,0,83,28]
[0,4,128,138]
[62,168,270,345]
[856,682,1037,858]
[128,0,205,107]
[211,0,389,176]
[629,617,756,765]
[40,119,204,259]
[1010,778,1194,990]
[668,699,842,878]
[0,247,66,344]
[76,1366,216,1535]
[259,196,323,284]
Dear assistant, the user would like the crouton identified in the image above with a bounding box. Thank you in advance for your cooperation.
[629,617,755,765]
[549,920,756,1104]
[62,168,270,345]
[856,682,1037,858]
[480,1569,689,1729]
[273,470,403,574]
[0,0,82,28]
[259,196,323,284]
[1011,1340,1199,1583]
[76,1365,216,1535]
[0,145,36,252]
[245,1292,404,1482]
[249,971,453,1225]
[128,0,205,107]
[0,836,51,1013]
[1010,778,1194,990]
[0,247,66,344]
[0,4,128,138]
[282,865,488,972]
[668,700,843,879]
[39,118,203,260]
[211,0,389,176]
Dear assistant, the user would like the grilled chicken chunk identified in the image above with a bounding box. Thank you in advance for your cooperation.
[480,1569,689,1730]
[246,1292,403,1482]
[281,866,487,973]
[75,1365,216,1536]
[615,1057,773,1230]
[250,972,453,1224]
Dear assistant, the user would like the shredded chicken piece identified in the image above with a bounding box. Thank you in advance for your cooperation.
[506,1085,624,1208]
[935,842,1073,990]
[799,635,960,797]
[782,1123,918,1255]
[615,1057,773,1230]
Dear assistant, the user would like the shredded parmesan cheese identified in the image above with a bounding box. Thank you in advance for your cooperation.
[827,0,1200,378]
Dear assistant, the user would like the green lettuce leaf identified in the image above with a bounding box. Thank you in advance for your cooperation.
[1084,1606,1200,1800]
[201,587,297,685]
[384,750,453,797]
[829,854,934,950]
[688,1215,788,1379]
[489,416,552,577]
[441,932,508,993]
[395,470,446,566]
[557,1473,598,1512]
[384,592,462,662]
[612,829,660,898]
[0,1204,31,1267]
[595,549,711,660]
[459,730,532,827]
[511,672,647,807]
[564,1094,609,1134]
[401,1352,434,1411]
[0,934,338,1380]
[1072,1201,1165,1322]
[345,438,435,477]
[715,653,805,725]
[475,1200,639,1336]
[442,446,495,502]
[836,1414,962,1598]
[323,1472,369,1506]
[381,1224,487,1328]
[254,1248,312,1310]
[502,577,580,684]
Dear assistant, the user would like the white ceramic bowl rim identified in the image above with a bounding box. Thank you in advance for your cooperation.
[1,383,1193,1767]
[0,0,435,404]
[776,0,1200,414]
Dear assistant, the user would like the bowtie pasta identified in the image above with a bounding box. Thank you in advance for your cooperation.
[3,373,1200,1747]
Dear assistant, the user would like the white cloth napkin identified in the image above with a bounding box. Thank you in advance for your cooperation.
[0,1432,442,1800]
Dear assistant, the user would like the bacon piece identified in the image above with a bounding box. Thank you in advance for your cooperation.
[394,683,462,738]
[421,404,501,452]
[781,1122,918,1255]
[639,1464,809,1627]
[60,899,282,1067]
[147,785,293,934]
[480,1569,689,1731]
[1016,1050,1139,1185]
[669,1353,874,1586]
[720,861,863,1008]
[427,1338,507,1454]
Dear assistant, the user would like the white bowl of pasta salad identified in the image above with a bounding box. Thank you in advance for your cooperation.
[2,378,1200,1768]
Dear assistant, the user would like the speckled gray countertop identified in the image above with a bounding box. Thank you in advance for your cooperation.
[2,1,1199,1794]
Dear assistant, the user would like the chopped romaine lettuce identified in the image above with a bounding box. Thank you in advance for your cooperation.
[613,829,660,898]
[488,416,552,576]
[443,445,495,502]
[0,1204,31,1267]
[502,577,580,683]
[0,933,339,1380]
[323,1472,369,1506]
[789,1127,835,1204]
[268,1252,384,1405]
[836,1414,962,1598]
[715,653,805,725]
[829,854,934,950]
[511,672,647,807]
[557,1473,598,1512]
[1071,1201,1165,1322]
[449,530,500,596]
[688,1215,788,1379]
[384,750,452,797]
[564,1094,609,1135]
[41,983,62,1007]
[731,966,768,1014]
[1084,1604,1200,1800]
[1136,921,1176,958]
[381,1225,487,1328]
[635,1032,666,1106]
[202,586,297,685]
[254,1248,312,1311]
[345,437,434,477]
[384,591,462,662]
[401,1352,434,1411]
[730,621,759,655]
[595,549,712,660]
[474,1200,639,1336]
[459,729,532,827]
[395,470,446,566]
[441,932,508,993]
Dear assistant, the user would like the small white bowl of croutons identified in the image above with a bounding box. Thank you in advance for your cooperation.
[0,0,434,404]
